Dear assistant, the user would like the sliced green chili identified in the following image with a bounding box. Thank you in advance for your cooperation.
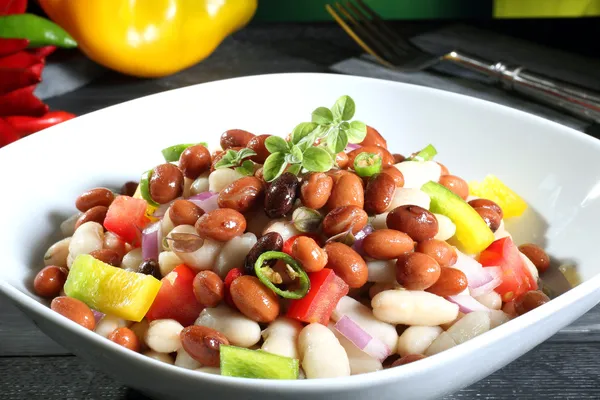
[139,170,159,207]
[407,144,437,162]
[254,251,310,299]
[161,142,208,162]
[353,152,382,177]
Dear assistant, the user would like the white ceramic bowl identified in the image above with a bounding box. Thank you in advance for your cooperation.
[1,73,599,400]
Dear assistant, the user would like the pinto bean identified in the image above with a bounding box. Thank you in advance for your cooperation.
[359,126,387,148]
[396,252,441,290]
[381,167,404,188]
[468,198,503,219]
[426,267,468,297]
[75,206,108,230]
[195,208,246,241]
[292,236,327,273]
[179,145,212,179]
[300,172,333,210]
[415,239,457,267]
[322,206,368,237]
[220,129,256,150]
[247,134,271,164]
[474,207,501,232]
[387,205,438,242]
[362,229,414,260]
[180,325,229,367]
[518,244,550,273]
[150,164,184,204]
[75,188,114,212]
[169,199,205,227]
[230,276,280,323]
[336,152,349,169]
[364,173,396,214]
[327,172,364,210]
[34,266,68,298]
[324,242,368,288]
[50,296,95,330]
[439,175,469,200]
[218,176,263,213]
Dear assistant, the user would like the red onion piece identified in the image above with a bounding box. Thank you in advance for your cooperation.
[334,315,391,362]
[188,191,219,212]
[345,143,361,152]
[92,310,105,323]
[142,222,160,261]
[470,267,503,297]
[453,249,493,289]
[446,294,491,313]
[352,224,374,256]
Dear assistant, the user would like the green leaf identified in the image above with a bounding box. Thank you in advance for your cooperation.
[265,136,289,154]
[235,148,257,162]
[291,122,318,145]
[346,120,367,143]
[302,147,334,172]
[311,107,334,125]
[235,160,255,176]
[292,207,322,233]
[263,152,288,182]
[290,145,304,163]
[287,164,302,176]
[214,159,236,169]
[331,95,356,121]
[326,127,348,154]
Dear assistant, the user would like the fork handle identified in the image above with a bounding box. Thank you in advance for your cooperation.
[442,51,600,124]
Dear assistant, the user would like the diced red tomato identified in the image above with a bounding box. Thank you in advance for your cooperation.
[282,234,322,256]
[287,268,349,325]
[223,268,244,309]
[479,237,537,302]
[146,264,203,326]
[103,196,150,246]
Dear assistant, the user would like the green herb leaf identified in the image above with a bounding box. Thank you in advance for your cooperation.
[215,148,257,170]
[346,120,367,143]
[214,159,236,169]
[311,107,334,125]
[291,122,319,145]
[265,136,289,154]
[303,147,334,172]
[292,207,322,233]
[263,152,288,182]
[235,148,257,162]
[331,95,356,121]
[290,145,304,163]
[236,160,255,176]
[326,127,348,154]
[287,164,302,176]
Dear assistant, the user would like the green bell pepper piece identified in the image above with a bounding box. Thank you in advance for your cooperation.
[220,345,299,379]
[0,14,77,48]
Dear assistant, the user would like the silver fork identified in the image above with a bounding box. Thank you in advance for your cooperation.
[326,0,600,124]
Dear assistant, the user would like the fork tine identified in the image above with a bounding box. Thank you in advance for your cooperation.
[343,0,410,61]
[333,2,404,65]
[354,0,420,52]
[325,3,393,68]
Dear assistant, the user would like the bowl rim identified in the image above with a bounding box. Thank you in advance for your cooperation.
[2,72,600,391]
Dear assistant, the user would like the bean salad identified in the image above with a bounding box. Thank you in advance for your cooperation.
[37,95,557,379]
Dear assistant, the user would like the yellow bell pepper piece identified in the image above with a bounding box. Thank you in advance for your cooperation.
[64,254,162,321]
[133,184,159,222]
[469,174,528,218]
[38,0,257,78]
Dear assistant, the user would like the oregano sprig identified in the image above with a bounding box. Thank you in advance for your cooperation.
[214,148,257,176]
[262,95,367,182]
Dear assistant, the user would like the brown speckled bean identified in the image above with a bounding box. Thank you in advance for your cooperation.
[292,236,327,273]
[415,239,457,268]
[324,242,368,288]
[359,126,387,148]
[474,207,501,232]
[439,175,469,200]
[89,249,121,267]
[387,205,438,242]
[396,252,441,290]
[426,267,467,297]
[247,134,271,164]
[180,325,229,366]
[50,296,95,330]
[120,181,139,197]
[230,276,280,322]
[75,188,114,212]
[300,172,333,210]
[218,176,263,213]
[169,199,205,227]
[364,173,396,215]
[34,266,68,298]
[327,172,364,210]
[381,167,405,188]
[468,198,503,219]
[179,145,212,180]
[518,243,550,273]
[220,129,256,150]
[322,205,368,237]
[195,208,246,241]
[75,205,108,230]
[362,229,414,260]
[150,163,184,204]
[193,271,224,308]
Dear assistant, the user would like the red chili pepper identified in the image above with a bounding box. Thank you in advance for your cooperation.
[28,46,57,58]
[0,0,27,16]
[5,110,75,136]
[223,267,244,309]
[0,85,48,117]
[0,63,42,94]
[0,51,43,69]
[0,38,29,58]
[0,118,20,147]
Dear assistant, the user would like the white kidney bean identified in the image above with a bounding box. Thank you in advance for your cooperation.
[60,212,81,237]
[385,187,431,212]
[261,317,303,359]
[426,311,491,356]
[394,160,441,189]
[195,305,261,348]
[190,172,210,196]
[130,319,149,351]
[160,208,176,238]
[145,319,183,353]
[366,259,397,283]
[371,212,388,230]
[493,220,512,240]
[44,237,71,268]
[195,367,221,375]
[327,322,382,375]
[332,296,398,353]
[440,312,465,330]
[372,290,459,326]
[489,310,511,329]
[158,251,181,277]
[208,168,243,193]
[244,209,272,237]
[262,219,301,242]
[433,213,456,241]
[121,248,143,271]
[175,347,202,370]
[67,221,104,268]
[298,323,350,379]
[520,251,539,282]
[397,326,443,357]
[214,233,257,278]
[369,282,402,299]
[165,224,197,250]
[474,291,502,310]
[175,238,223,272]
[182,177,194,199]
[143,350,174,365]
[95,315,129,338]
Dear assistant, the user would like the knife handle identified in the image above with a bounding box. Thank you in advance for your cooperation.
[442,51,600,124]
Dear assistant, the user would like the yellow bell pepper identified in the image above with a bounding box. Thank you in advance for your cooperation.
[469,174,528,219]
[38,0,257,78]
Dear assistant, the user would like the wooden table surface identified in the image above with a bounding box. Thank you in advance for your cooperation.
[2,22,600,400]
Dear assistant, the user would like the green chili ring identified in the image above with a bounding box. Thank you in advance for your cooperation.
[139,170,160,208]
[161,142,208,162]
[254,251,310,299]
[353,152,382,177]
[407,144,437,162]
